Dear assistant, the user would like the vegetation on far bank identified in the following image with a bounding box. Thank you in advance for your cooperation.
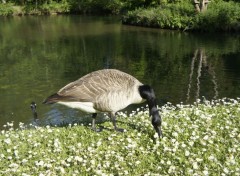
[0,98,239,175]
[1,0,240,31]
[122,0,240,32]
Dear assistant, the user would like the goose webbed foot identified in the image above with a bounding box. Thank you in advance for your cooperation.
[91,113,103,132]
[114,127,124,133]
[91,127,103,132]
[109,112,125,133]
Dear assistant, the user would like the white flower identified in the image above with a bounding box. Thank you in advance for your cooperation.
[9,163,19,168]
[193,162,198,169]
[35,160,44,167]
[189,141,194,146]
[153,133,159,138]
[203,135,209,140]
[203,170,209,175]
[166,161,171,165]
[90,160,95,165]
[136,161,141,165]
[59,167,65,174]
[185,150,190,157]
[22,159,28,163]
[4,138,11,144]
[172,132,178,137]
[97,141,102,146]
[208,155,215,161]
[74,156,83,162]
[67,157,72,162]
[223,168,229,174]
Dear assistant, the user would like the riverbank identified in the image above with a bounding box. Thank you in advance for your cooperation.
[0,98,239,175]
[1,1,239,32]
[122,1,240,32]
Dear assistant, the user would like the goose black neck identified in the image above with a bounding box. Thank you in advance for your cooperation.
[139,85,162,137]
[139,85,157,108]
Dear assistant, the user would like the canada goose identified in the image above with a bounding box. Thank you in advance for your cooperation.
[43,69,162,137]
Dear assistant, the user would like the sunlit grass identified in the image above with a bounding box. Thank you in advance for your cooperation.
[0,98,240,175]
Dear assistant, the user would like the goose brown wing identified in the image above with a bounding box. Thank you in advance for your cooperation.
[57,71,122,102]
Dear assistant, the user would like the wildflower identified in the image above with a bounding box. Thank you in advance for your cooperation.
[4,138,11,144]
[203,170,209,175]
[59,167,65,174]
[208,155,215,161]
[172,132,178,137]
[153,133,159,138]
[203,135,209,140]
[193,162,198,169]
[22,159,28,164]
[185,150,190,157]
[67,157,72,163]
[223,168,229,174]
[74,156,83,162]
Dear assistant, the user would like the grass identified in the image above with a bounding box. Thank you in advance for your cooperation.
[0,98,240,175]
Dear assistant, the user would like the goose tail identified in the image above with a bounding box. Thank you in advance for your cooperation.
[42,93,62,104]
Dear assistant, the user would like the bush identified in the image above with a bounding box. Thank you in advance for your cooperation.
[68,0,123,14]
[122,2,195,30]
[122,1,240,32]
[41,1,70,14]
[0,3,14,16]
[194,1,240,31]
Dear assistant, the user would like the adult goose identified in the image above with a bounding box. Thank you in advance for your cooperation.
[43,69,162,137]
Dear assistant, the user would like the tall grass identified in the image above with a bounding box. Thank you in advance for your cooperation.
[0,98,239,175]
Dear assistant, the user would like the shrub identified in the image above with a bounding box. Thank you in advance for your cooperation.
[41,1,70,14]
[194,1,240,31]
[0,3,14,16]
[122,2,195,30]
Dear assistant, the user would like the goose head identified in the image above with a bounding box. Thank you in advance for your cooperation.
[30,102,37,113]
[30,101,38,120]
[139,85,162,138]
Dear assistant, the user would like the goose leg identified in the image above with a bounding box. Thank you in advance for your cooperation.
[109,112,124,132]
[92,113,102,132]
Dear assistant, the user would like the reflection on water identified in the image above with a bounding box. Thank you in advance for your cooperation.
[186,49,219,102]
[0,16,239,129]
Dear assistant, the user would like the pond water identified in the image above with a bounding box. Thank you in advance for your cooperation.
[0,15,240,129]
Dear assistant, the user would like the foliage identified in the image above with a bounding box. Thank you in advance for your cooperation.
[0,3,14,16]
[41,1,70,14]
[194,1,240,32]
[122,2,195,30]
[67,0,123,14]
[1,0,240,32]
[123,0,240,31]
[0,98,239,175]
[22,0,70,15]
